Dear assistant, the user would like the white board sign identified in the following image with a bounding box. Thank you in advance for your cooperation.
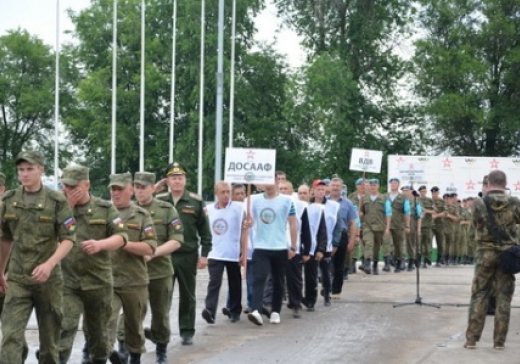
[349,148,383,173]
[224,148,276,184]
[388,155,520,198]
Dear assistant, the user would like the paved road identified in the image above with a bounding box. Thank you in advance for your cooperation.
[14,263,520,363]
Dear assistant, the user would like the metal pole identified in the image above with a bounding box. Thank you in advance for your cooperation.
[54,0,60,186]
[139,0,146,172]
[169,0,177,163]
[229,0,236,148]
[198,0,205,195]
[111,0,118,174]
[215,0,224,184]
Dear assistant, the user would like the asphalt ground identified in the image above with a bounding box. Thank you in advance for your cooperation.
[13,262,520,364]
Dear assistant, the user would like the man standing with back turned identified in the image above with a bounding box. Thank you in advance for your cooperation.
[465,170,520,350]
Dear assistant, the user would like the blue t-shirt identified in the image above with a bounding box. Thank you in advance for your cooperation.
[252,194,295,250]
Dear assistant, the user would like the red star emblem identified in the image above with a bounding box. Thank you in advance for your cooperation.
[364,151,370,157]
[442,158,452,168]
[396,156,405,164]
[466,180,475,190]
[490,158,499,168]
[246,150,255,159]
[515,181,520,191]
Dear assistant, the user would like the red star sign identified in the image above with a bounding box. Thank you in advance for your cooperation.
[246,150,255,159]
[515,181,520,191]
[466,180,475,190]
[396,156,405,164]
[442,158,452,168]
[490,158,499,168]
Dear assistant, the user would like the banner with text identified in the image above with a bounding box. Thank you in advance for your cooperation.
[225,148,276,184]
[388,155,520,198]
[349,148,383,173]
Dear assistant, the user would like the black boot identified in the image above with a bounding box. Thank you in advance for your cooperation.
[349,259,357,274]
[421,258,427,269]
[129,352,141,364]
[363,259,371,275]
[372,261,379,275]
[382,256,390,272]
[118,340,129,364]
[407,259,414,271]
[358,258,365,272]
[343,266,349,280]
[441,254,447,265]
[389,253,395,267]
[394,259,402,273]
[156,343,167,364]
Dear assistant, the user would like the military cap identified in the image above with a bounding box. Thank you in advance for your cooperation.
[418,185,427,191]
[401,185,411,191]
[369,179,379,185]
[0,173,5,186]
[312,179,327,188]
[15,150,44,166]
[166,162,187,176]
[355,178,365,186]
[430,186,440,192]
[389,177,400,183]
[61,165,89,186]
[134,172,156,186]
[108,172,132,187]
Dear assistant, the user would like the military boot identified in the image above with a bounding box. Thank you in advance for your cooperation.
[358,258,365,272]
[407,259,414,272]
[394,259,402,273]
[382,256,391,272]
[117,340,129,364]
[372,260,379,275]
[156,343,167,364]
[349,259,357,274]
[363,259,371,275]
[441,254,448,265]
[129,352,141,364]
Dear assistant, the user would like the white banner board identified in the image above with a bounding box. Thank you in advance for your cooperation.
[224,148,276,184]
[388,155,520,198]
[349,148,383,173]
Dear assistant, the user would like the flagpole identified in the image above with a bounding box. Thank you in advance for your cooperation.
[54,0,60,185]
[139,0,146,172]
[228,0,236,148]
[111,0,118,174]
[197,0,205,196]
[169,0,177,163]
[215,0,224,183]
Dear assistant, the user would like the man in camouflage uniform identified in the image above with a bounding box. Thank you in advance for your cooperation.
[386,178,409,272]
[52,165,127,364]
[431,186,445,267]
[418,185,434,267]
[465,170,520,350]
[108,173,157,364]
[466,197,476,264]
[0,151,76,364]
[401,186,422,271]
[459,198,472,264]
[359,179,391,274]
[444,193,460,265]
[347,178,366,274]
[158,162,212,346]
[133,172,183,364]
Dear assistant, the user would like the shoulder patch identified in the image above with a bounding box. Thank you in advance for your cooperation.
[135,205,149,215]
[48,189,67,202]
[189,192,202,201]
[94,198,112,208]
[1,190,15,201]
[156,199,174,209]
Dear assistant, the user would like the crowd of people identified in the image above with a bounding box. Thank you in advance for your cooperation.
[0,150,518,364]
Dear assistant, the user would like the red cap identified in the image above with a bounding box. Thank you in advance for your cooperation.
[312,179,326,188]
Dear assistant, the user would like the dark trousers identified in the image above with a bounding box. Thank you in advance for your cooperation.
[319,256,332,297]
[332,232,348,294]
[251,249,288,314]
[205,259,242,317]
[304,257,318,305]
[171,252,198,338]
[286,254,303,308]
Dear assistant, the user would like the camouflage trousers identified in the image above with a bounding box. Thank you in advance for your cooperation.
[109,285,148,354]
[432,227,444,259]
[466,250,515,345]
[362,230,384,261]
[0,279,63,364]
[59,285,113,362]
[444,231,455,257]
[420,228,433,257]
[389,229,405,260]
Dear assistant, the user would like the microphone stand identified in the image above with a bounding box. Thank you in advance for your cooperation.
[394,180,440,309]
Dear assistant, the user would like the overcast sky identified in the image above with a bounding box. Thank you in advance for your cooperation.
[0,0,306,67]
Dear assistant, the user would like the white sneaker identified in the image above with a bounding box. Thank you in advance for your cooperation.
[270,312,281,324]
[247,310,263,326]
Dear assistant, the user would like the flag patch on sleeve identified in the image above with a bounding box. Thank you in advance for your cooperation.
[113,217,124,228]
[144,225,155,238]
[63,217,76,233]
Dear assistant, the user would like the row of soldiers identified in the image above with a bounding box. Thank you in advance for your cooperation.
[0,151,212,364]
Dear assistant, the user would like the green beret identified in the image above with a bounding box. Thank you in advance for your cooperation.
[134,172,156,186]
[166,162,187,176]
[15,150,44,166]
[108,172,132,187]
[61,165,89,186]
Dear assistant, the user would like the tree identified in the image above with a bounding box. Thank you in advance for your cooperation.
[0,29,75,187]
[414,0,520,156]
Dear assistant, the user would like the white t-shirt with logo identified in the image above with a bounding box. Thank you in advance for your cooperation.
[207,201,245,262]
